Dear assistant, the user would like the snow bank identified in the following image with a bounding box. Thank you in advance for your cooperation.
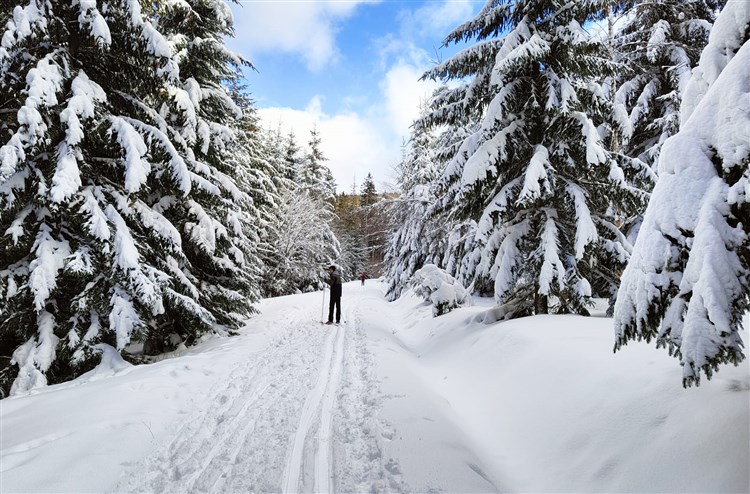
[381,290,749,492]
[0,321,271,493]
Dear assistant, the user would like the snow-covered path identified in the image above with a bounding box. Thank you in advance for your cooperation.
[111,284,401,493]
[2,281,747,493]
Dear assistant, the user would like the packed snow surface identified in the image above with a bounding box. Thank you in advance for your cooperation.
[1,281,748,493]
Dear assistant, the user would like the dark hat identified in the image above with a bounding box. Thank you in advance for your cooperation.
[328,265,336,271]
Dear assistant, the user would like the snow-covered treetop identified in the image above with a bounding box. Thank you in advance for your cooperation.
[681,0,750,124]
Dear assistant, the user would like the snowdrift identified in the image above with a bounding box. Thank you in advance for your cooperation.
[374,290,750,492]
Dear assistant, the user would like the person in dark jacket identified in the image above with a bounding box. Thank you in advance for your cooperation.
[326,265,342,324]
[359,271,367,286]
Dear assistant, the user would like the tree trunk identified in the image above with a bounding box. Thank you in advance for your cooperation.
[534,292,548,315]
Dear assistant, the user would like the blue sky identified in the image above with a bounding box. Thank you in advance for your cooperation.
[225,0,482,192]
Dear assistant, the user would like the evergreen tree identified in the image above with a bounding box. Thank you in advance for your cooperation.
[384,105,443,301]
[335,230,368,281]
[360,173,377,207]
[300,126,336,200]
[421,0,650,318]
[385,93,489,301]
[430,115,490,293]
[331,192,367,281]
[225,80,283,304]
[613,0,722,171]
[0,0,255,394]
[264,126,295,193]
[254,125,339,297]
[357,173,388,273]
[254,126,296,296]
[614,0,749,387]
[154,0,259,339]
[283,131,302,182]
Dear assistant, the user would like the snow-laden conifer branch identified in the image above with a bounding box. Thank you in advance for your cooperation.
[116,117,192,195]
[614,0,750,386]
[76,0,112,47]
[28,224,70,311]
[490,218,530,296]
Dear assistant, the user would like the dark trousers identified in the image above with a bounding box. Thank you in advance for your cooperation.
[328,295,341,323]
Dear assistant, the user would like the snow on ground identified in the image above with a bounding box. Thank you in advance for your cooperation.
[1,281,748,493]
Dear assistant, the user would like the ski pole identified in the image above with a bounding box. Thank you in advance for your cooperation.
[321,285,326,322]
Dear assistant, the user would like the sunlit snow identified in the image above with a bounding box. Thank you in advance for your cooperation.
[2,281,747,493]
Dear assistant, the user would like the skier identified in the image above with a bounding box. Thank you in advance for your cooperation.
[359,271,367,286]
[325,265,342,324]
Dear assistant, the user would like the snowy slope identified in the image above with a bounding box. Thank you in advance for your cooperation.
[1,281,748,493]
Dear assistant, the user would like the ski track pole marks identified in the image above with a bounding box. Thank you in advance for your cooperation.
[148,358,270,490]
[333,290,409,493]
[185,382,271,492]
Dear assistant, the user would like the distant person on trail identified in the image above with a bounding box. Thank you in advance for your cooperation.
[326,265,342,324]
[359,272,367,286]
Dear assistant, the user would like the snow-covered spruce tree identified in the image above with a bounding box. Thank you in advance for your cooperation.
[335,230,368,280]
[383,106,444,301]
[421,0,651,318]
[262,125,296,195]
[356,174,389,274]
[613,0,722,171]
[331,192,368,281]
[384,89,488,301]
[425,94,488,293]
[251,126,294,297]
[283,130,302,182]
[0,0,255,394]
[225,80,282,302]
[154,0,259,339]
[360,173,377,207]
[614,0,749,387]
[299,127,336,201]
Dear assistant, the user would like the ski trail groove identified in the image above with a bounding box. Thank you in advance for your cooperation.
[314,320,346,493]
[282,322,344,494]
[113,320,331,493]
[185,381,271,491]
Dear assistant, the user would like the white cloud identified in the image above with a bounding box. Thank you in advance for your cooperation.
[379,58,439,136]
[258,101,397,193]
[231,1,377,71]
[244,1,472,192]
[398,0,478,39]
[255,34,441,193]
[367,1,479,138]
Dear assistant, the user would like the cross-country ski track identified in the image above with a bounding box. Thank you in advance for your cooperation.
[112,284,416,493]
